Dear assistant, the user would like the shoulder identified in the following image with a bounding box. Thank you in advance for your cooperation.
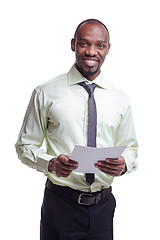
[102,77,129,101]
[111,84,129,101]
[35,72,68,94]
[105,80,131,111]
[100,74,130,103]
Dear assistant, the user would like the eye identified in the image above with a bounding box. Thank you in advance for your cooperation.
[98,44,104,49]
[79,42,88,47]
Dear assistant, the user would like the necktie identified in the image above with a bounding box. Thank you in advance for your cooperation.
[79,82,97,185]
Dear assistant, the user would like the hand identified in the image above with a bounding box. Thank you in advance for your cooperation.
[95,156,126,177]
[48,154,78,178]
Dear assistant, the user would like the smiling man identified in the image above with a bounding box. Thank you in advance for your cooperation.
[16,19,138,240]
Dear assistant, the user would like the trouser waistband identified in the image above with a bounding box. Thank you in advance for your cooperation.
[46,179,112,206]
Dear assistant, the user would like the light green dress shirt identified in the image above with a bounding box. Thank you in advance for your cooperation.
[15,65,138,192]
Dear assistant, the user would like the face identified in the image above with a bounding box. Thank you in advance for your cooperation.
[71,23,110,81]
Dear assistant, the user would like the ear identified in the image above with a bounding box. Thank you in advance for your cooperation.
[71,38,75,52]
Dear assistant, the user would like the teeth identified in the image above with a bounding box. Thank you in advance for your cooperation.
[86,60,95,63]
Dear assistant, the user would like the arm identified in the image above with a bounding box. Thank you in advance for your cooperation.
[15,89,53,173]
[15,89,78,176]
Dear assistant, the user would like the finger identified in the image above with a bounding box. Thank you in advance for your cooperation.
[95,164,123,176]
[97,161,123,170]
[105,159,121,165]
[58,155,78,167]
[62,161,78,171]
[105,156,125,165]
[68,159,79,166]
[56,160,78,172]
[57,154,69,163]
[62,163,78,171]
[55,155,78,177]
[55,161,73,177]
[95,161,124,173]
[56,170,72,178]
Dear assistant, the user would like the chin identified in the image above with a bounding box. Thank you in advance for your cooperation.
[82,67,100,77]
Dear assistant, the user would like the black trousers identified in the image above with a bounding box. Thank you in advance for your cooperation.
[40,185,116,240]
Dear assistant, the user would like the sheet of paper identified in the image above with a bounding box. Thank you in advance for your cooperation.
[70,145,127,173]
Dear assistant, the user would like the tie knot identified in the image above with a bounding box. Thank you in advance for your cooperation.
[87,83,97,93]
[79,82,97,95]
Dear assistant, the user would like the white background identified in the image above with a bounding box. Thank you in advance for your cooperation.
[1,0,160,239]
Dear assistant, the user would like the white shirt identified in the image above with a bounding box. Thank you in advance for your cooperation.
[15,65,138,192]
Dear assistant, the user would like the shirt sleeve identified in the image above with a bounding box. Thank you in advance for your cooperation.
[115,104,138,174]
[15,89,53,174]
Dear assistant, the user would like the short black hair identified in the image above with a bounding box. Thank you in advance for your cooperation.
[74,19,110,43]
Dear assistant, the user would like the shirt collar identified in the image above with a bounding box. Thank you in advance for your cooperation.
[67,65,111,90]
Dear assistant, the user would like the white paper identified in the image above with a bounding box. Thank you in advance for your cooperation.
[70,145,127,173]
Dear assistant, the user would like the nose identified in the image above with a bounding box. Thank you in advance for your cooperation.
[85,45,97,56]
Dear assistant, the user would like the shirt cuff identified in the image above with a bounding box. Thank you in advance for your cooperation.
[121,150,138,174]
[37,153,54,173]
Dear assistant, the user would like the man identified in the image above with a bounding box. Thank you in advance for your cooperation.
[16,19,138,240]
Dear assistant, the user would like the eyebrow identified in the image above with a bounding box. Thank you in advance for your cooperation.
[79,38,107,43]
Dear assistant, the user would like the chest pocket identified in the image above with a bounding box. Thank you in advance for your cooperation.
[47,97,85,142]
[96,93,122,130]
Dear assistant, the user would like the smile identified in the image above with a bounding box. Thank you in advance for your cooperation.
[83,59,99,67]
[85,60,96,63]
